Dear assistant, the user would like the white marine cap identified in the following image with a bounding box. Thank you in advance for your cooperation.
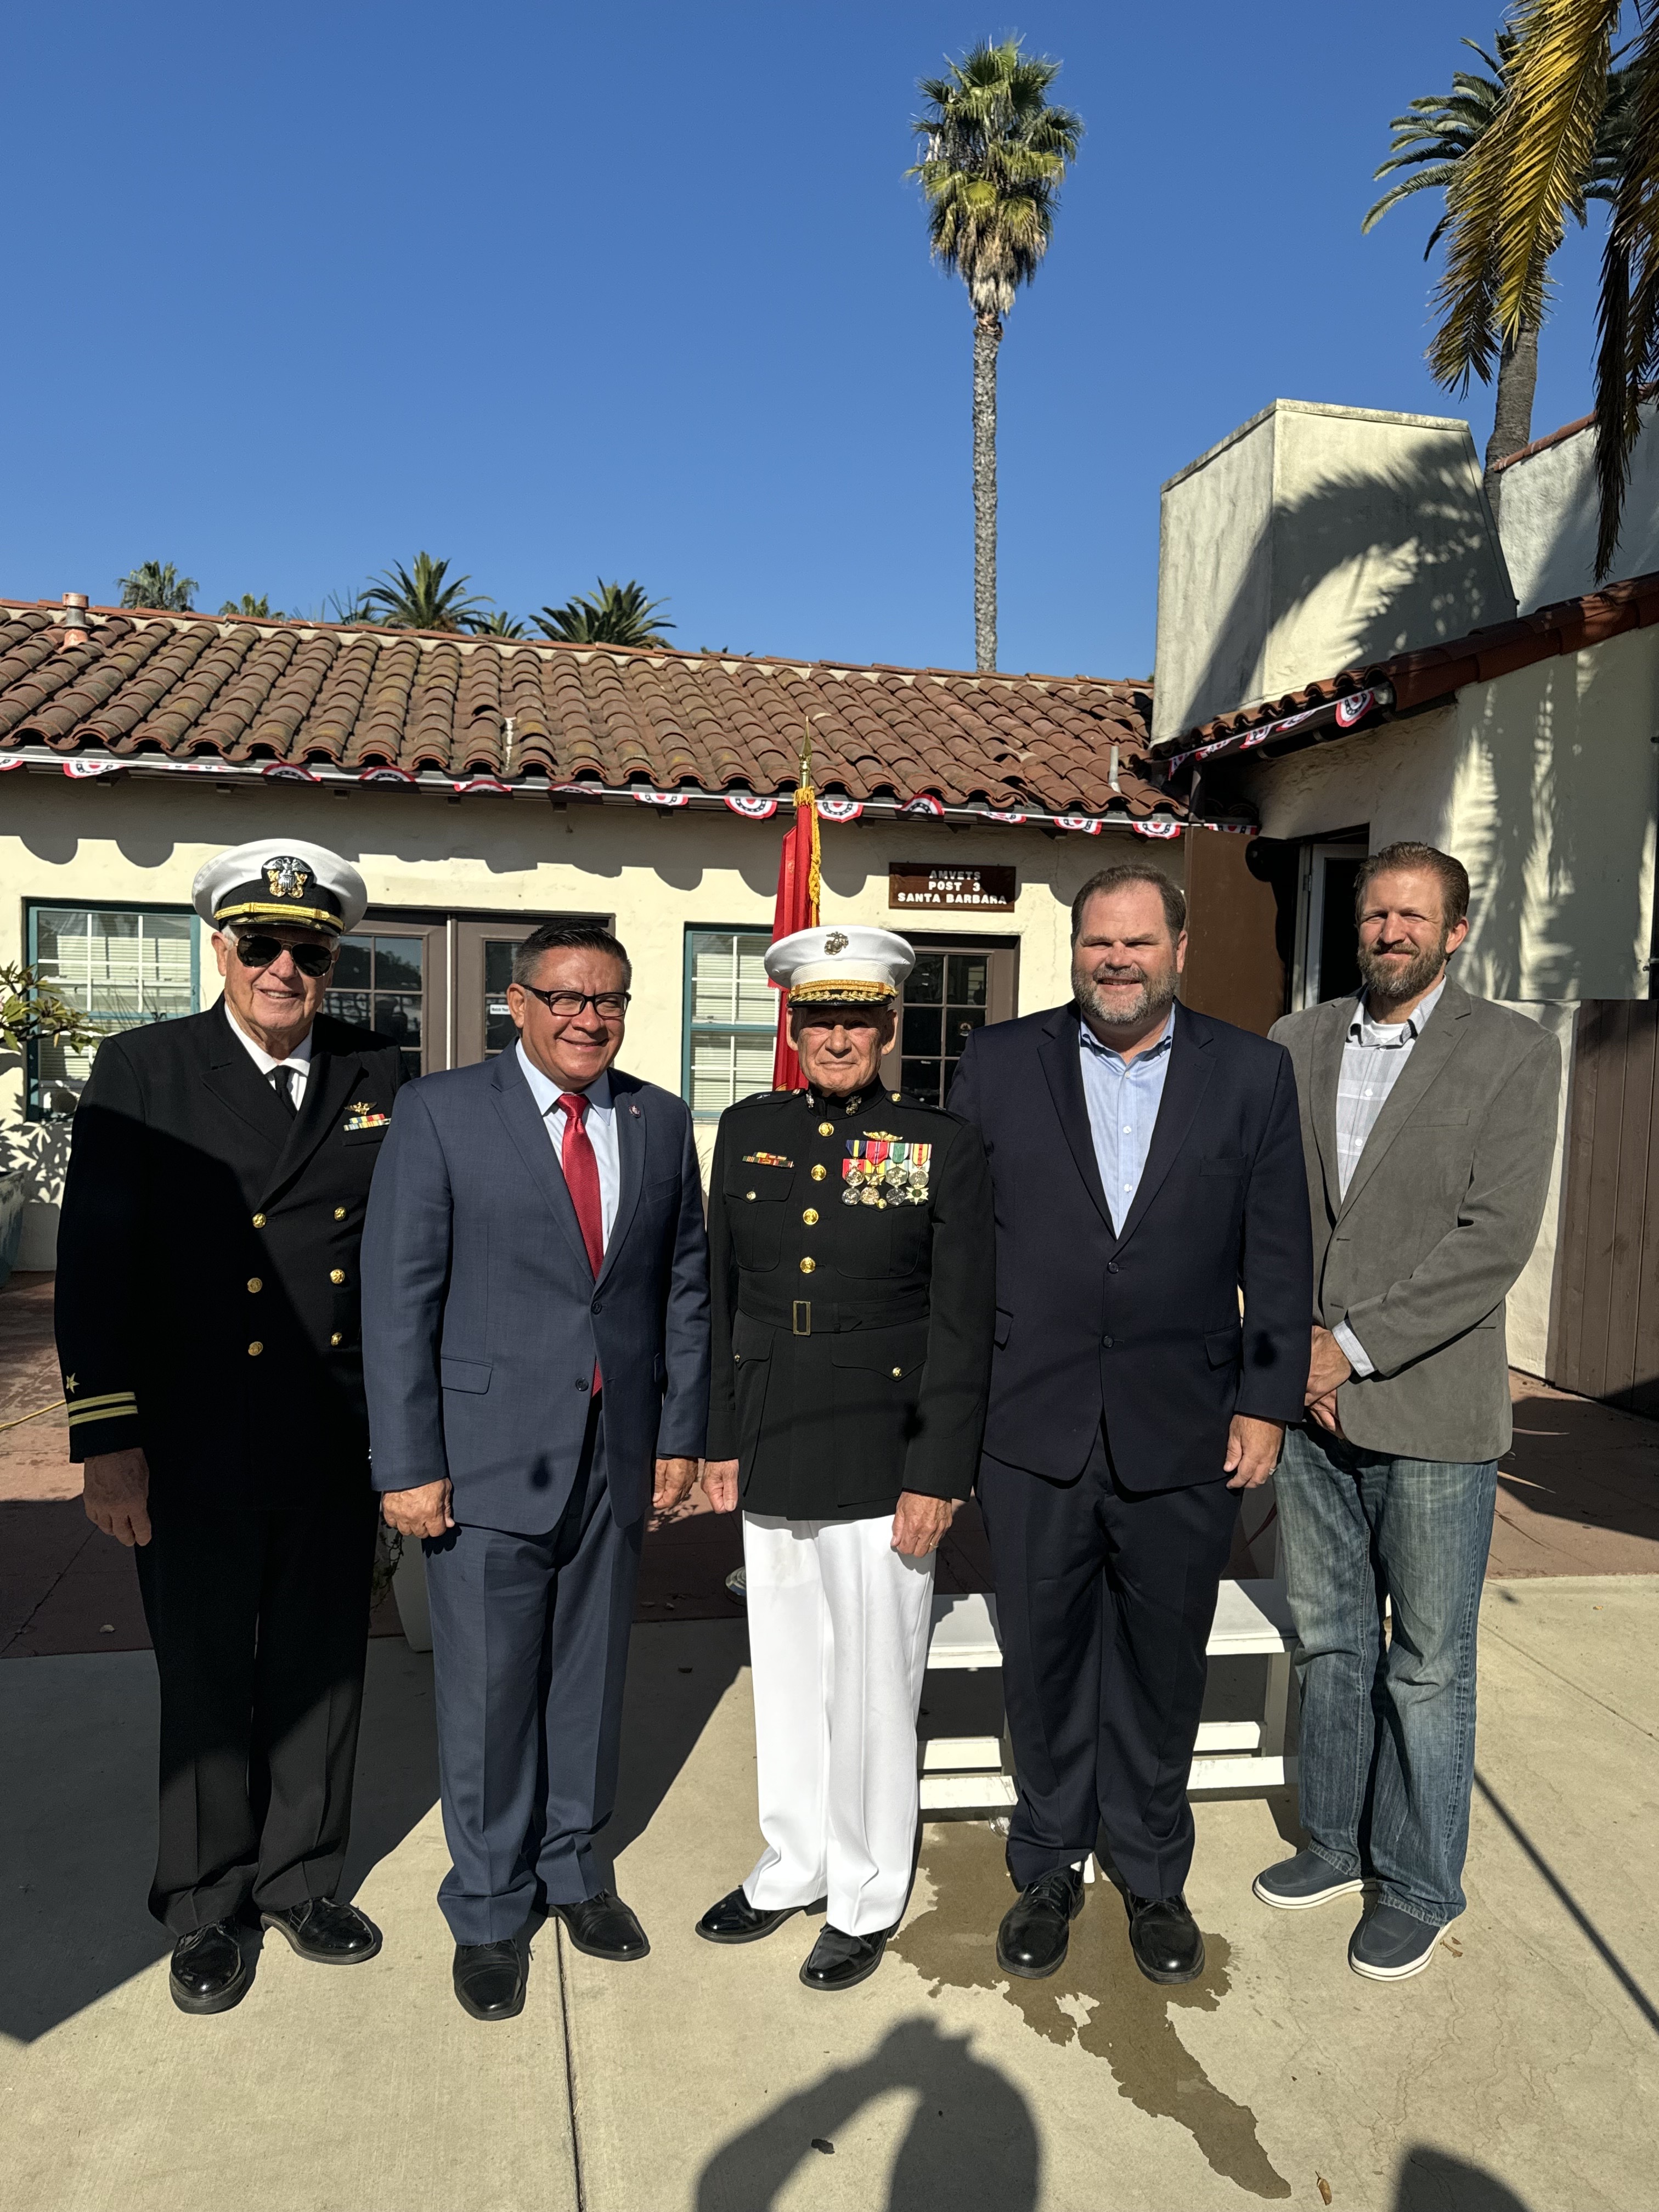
[192,839,369,938]
[765,924,915,1005]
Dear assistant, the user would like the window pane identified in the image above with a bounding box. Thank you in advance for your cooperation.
[30,906,196,1118]
[948,1007,986,1052]
[332,938,371,989]
[902,1004,943,1056]
[686,931,775,1113]
[484,939,522,994]
[907,953,944,1003]
[901,1056,941,1102]
[376,995,421,1048]
[374,938,423,992]
[947,953,989,1007]
[326,989,373,1029]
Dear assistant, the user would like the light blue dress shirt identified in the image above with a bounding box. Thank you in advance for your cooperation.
[1077,1006,1176,1233]
[515,1042,620,1250]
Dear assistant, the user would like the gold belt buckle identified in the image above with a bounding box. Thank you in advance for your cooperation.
[792,1301,811,1336]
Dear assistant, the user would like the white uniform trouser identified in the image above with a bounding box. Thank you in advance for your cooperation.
[741,1511,935,1938]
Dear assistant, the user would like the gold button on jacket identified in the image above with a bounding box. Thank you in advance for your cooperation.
[333,1205,347,1221]
[246,1277,263,1294]
[247,1340,264,1357]
[329,1268,346,1285]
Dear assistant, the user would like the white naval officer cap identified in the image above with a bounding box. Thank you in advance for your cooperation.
[765,924,916,1005]
[192,839,369,939]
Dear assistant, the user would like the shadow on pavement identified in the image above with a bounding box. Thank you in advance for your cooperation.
[1393,2146,1531,2209]
[600,1618,748,1876]
[695,2016,1039,2212]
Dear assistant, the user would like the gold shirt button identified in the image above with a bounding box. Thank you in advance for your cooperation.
[746,1190,757,1201]
[818,1121,834,1136]
[334,1206,347,1221]
[251,1212,266,1228]
[891,1367,902,1377]
[802,1207,819,1225]
[246,1277,263,1295]
[330,1331,343,1347]
[247,1340,263,1357]
[811,1163,827,1182]
[799,1256,816,1275]
[330,1268,346,1285]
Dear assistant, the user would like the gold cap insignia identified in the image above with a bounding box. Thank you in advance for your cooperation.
[263,855,312,900]
[823,929,849,955]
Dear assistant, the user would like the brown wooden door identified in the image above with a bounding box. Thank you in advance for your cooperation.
[1548,1000,1659,1412]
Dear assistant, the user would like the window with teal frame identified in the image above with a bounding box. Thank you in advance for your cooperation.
[683,928,774,1116]
[26,902,199,1119]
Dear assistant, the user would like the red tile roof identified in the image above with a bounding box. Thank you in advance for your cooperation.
[0,600,1174,825]
[1158,569,1659,763]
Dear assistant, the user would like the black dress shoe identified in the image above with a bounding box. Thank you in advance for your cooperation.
[549,1891,651,1961]
[169,1922,249,2015]
[1126,1892,1205,1984]
[454,1939,526,2021]
[696,1887,814,1945]
[996,1866,1085,1980]
[799,1923,890,1991]
[260,1898,383,1965]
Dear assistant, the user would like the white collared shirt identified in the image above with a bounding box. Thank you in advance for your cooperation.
[1331,974,1448,1376]
[1076,1005,1176,1233]
[225,1005,314,1111]
[515,1041,620,1250]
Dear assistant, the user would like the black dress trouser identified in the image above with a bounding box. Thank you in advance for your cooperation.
[133,1488,379,1934]
[978,1429,1238,1900]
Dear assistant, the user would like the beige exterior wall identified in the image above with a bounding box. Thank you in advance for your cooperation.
[1497,401,1659,615]
[1154,399,1514,743]
[0,772,1181,1266]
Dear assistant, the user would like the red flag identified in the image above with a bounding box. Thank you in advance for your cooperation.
[769,768,821,1091]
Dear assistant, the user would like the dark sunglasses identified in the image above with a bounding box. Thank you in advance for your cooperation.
[234,933,335,978]
[517,983,631,1022]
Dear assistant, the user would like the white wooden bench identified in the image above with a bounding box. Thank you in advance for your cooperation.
[919,1579,1299,1816]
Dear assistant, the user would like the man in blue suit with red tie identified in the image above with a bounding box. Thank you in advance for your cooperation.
[950,864,1311,1987]
[362,922,709,2021]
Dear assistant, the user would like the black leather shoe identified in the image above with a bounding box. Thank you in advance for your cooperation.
[696,1887,815,1945]
[453,1939,526,2021]
[549,1891,651,1961]
[169,1922,249,2015]
[1127,1892,1205,1984]
[260,1898,383,1964]
[799,1923,890,1991]
[996,1866,1085,1980]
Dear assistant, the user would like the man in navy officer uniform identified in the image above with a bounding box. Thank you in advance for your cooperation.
[55,837,404,2014]
[695,926,995,1992]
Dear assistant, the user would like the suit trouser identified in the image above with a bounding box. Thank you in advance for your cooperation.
[742,1511,936,1938]
[978,1433,1238,1898]
[133,1489,378,1935]
[421,1401,643,1945]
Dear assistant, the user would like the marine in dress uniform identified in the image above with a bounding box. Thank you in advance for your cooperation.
[694,927,994,1991]
[54,838,405,2014]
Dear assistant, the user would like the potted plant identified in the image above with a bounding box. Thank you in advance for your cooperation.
[0,965,101,1289]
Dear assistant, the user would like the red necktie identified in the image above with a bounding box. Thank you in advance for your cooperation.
[559,1092,605,1391]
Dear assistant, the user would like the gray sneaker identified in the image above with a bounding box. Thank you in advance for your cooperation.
[1348,1903,1441,1980]
[1252,1849,1365,1910]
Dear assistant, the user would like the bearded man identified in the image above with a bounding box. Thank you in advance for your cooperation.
[949,864,1311,1987]
[1256,844,1559,1984]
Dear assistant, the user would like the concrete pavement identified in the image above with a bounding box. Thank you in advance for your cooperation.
[3,1580,1655,2211]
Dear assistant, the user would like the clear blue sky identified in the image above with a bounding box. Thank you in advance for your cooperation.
[0,2,1612,680]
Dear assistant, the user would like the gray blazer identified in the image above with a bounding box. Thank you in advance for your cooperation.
[1271,979,1560,1462]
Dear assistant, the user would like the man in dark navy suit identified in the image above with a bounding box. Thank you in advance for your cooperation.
[362,922,709,2021]
[950,863,1311,1985]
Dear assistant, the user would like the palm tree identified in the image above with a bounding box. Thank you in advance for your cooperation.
[218,594,285,619]
[1369,30,1632,503]
[117,561,198,611]
[465,609,528,638]
[533,580,675,646]
[362,552,493,632]
[1427,0,1653,574]
[910,38,1082,672]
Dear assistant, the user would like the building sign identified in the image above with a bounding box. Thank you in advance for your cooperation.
[888,862,1017,912]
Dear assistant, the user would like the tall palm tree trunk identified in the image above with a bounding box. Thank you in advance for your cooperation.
[973,313,1002,670]
[1483,315,1540,514]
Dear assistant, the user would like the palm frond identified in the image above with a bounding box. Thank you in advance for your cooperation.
[1594,21,1659,573]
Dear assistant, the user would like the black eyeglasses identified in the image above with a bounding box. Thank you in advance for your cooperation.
[517,984,631,1023]
[234,934,336,979]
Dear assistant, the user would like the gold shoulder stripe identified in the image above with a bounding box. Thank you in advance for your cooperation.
[61,1389,139,1412]
[66,1398,138,1425]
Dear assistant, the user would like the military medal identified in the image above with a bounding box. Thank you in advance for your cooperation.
[742,1152,793,1167]
[843,1137,932,1206]
[343,1101,390,1131]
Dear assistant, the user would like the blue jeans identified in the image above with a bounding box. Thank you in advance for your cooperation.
[1276,1423,1498,1927]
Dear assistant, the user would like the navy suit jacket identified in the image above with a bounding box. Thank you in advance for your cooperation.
[360,1051,710,1531]
[949,1000,1312,1490]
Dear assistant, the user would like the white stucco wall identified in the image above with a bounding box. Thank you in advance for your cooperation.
[1497,402,1659,614]
[1154,399,1515,742]
[0,774,1180,1266]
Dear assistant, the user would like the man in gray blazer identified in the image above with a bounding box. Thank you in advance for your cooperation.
[363,922,709,2020]
[1259,843,1559,1982]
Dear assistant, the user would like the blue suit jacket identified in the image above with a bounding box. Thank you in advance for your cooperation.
[361,1052,710,1531]
[949,1001,1312,1490]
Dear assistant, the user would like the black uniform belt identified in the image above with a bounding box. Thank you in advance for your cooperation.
[739,1295,930,1338]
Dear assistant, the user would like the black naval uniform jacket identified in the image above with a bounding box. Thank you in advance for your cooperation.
[54,1003,406,1512]
[705,1082,995,1521]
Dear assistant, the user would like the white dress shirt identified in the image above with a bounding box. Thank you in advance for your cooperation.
[225,1005,314,1111]
[1077,1006,1176,1233]
[1331,975,1448,1376]
[515,1041,620,1251]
